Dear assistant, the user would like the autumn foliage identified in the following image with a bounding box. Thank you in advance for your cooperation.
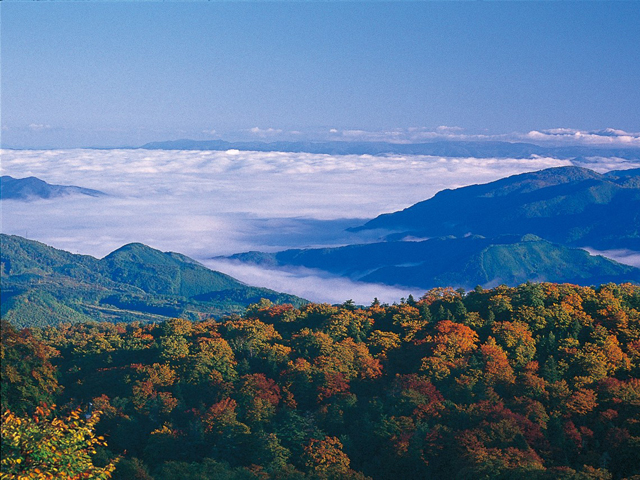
[2,283,640,479]
[0,405,115,479]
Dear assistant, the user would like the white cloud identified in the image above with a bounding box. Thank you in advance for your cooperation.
[28,123,52,131]
[583,248,640,268]
[1,148,638,303]
[302,126,640,147]
[569,156,640,173]
[436,125,464,133]
[249,127,283,137]
[525,128,640,146]
[202,259,421,305]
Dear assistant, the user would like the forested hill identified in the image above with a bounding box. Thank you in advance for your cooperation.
[228,234,640,290]
[0,235,306,328]
[3,283,640,479]
[354,166,640,251]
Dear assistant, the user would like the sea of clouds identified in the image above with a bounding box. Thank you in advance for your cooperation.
[2,148,639,303]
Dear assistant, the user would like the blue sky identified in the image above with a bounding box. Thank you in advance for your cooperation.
[2,1,639,148]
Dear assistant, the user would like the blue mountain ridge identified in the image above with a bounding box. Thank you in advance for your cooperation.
[354,166,640,251]
[0,175,106,200]
[223,167,640,290]
[141,139,640,160]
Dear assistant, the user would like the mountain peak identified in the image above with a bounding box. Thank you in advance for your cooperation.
[2,235,306,328]
[103,242,180,265]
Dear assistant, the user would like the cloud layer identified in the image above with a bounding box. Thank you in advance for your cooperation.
[524,128,640,147]
[203,259,421,305]
[328,126,640,147]
[2,148,639,303]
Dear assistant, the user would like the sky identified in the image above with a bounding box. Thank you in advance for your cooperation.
[2,1,640,148]
[2,1,640,304]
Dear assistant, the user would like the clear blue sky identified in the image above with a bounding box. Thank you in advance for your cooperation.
[2,1,639,148]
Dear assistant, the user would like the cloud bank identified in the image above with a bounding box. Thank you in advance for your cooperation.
[2,148,638,302]
[584,249,640,269]
[323,126,640,147]
[203,259,420,306]
[525,128,640,147]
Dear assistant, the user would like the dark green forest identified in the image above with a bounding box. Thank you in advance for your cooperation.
[3,282,640,479]
[1,234,306,329]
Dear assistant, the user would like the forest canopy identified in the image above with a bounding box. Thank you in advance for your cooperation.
[2,282,640,479]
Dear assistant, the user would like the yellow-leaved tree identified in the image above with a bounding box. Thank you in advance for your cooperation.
[1,404,116,479]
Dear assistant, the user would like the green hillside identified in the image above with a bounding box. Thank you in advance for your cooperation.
[1,235,306,328]
[363,235,640,288]
[101,243,246,297]
[228,234,640,290]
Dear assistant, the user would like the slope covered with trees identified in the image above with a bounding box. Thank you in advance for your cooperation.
[3,283,640,479]
[229,234,640,290]
[1,235,306,328]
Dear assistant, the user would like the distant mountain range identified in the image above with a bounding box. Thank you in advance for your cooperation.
[227,234,640,291]
[224,166,640,290]
[141,139,640,160]
[1,235,306,328]
[355,166,640,251]
[0,175,106,200]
